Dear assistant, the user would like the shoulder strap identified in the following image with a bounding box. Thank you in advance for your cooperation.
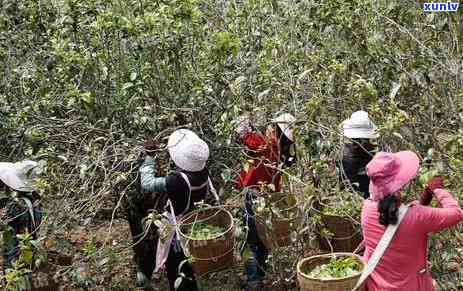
[162,173,192,248]
[208,177,220,202]
[352,204,410,291]
[178,172,192,216]
[21,197,36,230]
[189,180,209,191]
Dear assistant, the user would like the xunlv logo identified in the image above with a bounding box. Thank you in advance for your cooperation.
[423,1,460,11]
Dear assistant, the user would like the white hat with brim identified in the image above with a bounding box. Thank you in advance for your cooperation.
[271,113,296,142]
[342,110,378,139]
[0,160,39,192]
[167,129,209,172]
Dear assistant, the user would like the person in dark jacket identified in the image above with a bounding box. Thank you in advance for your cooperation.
[126,157,165,290]
[136,129,219,291]
[0,160,43,289]
[339,111,378,199]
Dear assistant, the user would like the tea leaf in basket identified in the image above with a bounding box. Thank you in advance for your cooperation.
[188,223,226,240]
[304,256,361,279]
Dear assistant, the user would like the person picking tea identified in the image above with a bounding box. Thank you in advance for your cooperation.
[233,113,296,290]
[361,151,463,290]
[0,160,44,288]
[136,129,219,291]
[339,110,378,199]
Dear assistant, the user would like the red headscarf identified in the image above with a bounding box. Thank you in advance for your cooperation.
[234,132,281,191]
[242,132,266,152]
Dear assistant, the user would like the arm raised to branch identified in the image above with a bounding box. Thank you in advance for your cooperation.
[139,156,167,195]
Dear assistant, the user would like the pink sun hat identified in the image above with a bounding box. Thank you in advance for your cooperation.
[366,151,420,201]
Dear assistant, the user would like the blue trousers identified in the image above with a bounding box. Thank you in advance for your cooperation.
[243,190,269,283]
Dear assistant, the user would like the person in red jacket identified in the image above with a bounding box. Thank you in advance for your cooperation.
[234,113,296,191]
[233,113,296,290]
[234,131,280,191]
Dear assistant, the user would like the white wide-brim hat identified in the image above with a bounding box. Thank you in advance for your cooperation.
[0,160,40,192]
[271,113,296,142]
[342,110,378,139]
[167,129,209,172]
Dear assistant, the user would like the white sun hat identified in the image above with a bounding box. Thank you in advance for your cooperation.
[342,110,378,139]
[271,113,296,142]
[167,129,209,172]
[0,160,41,192]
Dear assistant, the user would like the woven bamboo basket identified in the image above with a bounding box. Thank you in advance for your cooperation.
[179,207,235,276]
[255,192,301,250]
[319,214,362,252]
[297,252,365,291]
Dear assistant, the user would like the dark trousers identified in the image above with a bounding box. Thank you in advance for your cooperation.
[243,190,269,283]
[165,240,198,291]
[126,187,165,280]
[127,216,158,279]
[2,203,42,270]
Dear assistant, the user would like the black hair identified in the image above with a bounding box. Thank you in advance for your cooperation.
[378,194,399,226]
[275,124,296,167]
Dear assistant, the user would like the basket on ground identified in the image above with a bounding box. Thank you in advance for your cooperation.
[297,252,365,291]
[178,207,235,276]
[319,214,362,252]
[254,192,301,249]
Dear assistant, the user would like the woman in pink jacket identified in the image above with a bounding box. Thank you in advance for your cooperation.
[362,151,463,291]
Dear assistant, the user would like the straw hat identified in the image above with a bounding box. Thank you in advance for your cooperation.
[271,113,296,142]
[0,160,41,192]
[366,151,420,201]
[167,129,209,172]
[342,111,378,139]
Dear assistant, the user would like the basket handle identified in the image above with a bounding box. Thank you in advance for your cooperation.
[353,241,365,255]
